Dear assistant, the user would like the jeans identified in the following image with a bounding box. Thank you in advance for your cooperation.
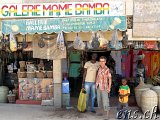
[85,82,96,111]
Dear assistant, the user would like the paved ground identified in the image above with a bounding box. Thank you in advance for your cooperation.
[0,103,159,120]
[0,96,159,120]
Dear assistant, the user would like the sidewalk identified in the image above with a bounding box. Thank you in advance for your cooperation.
[0,96,159,120]
[0,103,154,120]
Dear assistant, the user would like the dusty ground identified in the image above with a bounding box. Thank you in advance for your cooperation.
[0,97,159,120]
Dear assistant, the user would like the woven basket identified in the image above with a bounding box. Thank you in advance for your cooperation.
[144,84,154,88]
[141,90,158,113]
[36,71,45,78]
[151,86,160,93]
[17,72,26,78]
[7,94,16,103]
[20,67,25,72]
[19,61,26,68]
[27,72,35,78]
[151,86,160,111]
[134,87,150,107]
[46,71,53,78]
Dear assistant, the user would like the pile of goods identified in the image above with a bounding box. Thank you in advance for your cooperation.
[152,71,160,85]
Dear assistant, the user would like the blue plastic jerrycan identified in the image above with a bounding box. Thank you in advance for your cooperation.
[62,77,70,94]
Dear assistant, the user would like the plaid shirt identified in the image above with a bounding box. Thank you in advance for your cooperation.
[96,66,111,91]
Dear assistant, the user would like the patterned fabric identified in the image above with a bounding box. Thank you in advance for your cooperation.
[151,52,159,77]
[96,66,111,91]
[121,50,131,78]
[119,85,130,103]
[142,51,151,77]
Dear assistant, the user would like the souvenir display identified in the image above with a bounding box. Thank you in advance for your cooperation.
[9,33,17,52]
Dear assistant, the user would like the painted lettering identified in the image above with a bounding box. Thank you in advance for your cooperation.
[1,5,9,16]
[22,5,29,16]
[43,5,52,16]
[75,4,82,15]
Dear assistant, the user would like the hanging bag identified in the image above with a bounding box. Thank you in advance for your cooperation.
[77,88,87,112]
[9,33,17,52]
[110,30,119,49]
[91,33,100,49]
[56,32,65,51]
[73,34,85,50]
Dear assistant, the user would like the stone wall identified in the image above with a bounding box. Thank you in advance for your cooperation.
[133,0,160,38]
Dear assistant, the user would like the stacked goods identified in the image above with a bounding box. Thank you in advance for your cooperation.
[27,64,36,72]
[46,71,53,78]
[141,90,158,113]
[17,72,26,78]
[36,71,45,78]
[19,61,26,72]
[152,76,160,84]
[27,72,35,78]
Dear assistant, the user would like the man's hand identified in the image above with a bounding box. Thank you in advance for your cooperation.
[82,81,85,88]
[107,88,111,93]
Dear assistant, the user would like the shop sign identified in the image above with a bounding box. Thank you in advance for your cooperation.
[0,1,125,18]
[2,16,126,34]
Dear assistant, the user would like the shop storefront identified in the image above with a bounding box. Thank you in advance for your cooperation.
[0,1,128,107]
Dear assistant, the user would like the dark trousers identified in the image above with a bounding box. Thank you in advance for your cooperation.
[69,77,82,97]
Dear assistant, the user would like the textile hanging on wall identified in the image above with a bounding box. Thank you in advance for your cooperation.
[121,50,131,78]
[110,51,122,75]
[33,34,66,60]
[151,52,159,77]
[69,50,81,78]
[142,51,151,77]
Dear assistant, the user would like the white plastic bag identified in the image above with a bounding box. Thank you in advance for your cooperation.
[73,36,85,50]
[86,41,93,49]
[110,30,119,49]
[9,33,17,52]
[56,31,65,51]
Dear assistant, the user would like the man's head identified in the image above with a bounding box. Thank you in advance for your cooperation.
[99,56,107,68]
[91,53,97,60]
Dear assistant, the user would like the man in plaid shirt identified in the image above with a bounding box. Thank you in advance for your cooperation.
[96,56,112,120]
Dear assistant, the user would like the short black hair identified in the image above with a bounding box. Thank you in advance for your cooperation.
[122,78,127,82]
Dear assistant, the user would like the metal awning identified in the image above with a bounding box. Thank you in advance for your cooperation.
[2,16,127,34]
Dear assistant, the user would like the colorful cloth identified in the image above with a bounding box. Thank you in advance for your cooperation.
[119,85,130,103]
[96,66,111,91]
[151,52,159,77]
[142,51,151,77]
[121,50,131,78]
